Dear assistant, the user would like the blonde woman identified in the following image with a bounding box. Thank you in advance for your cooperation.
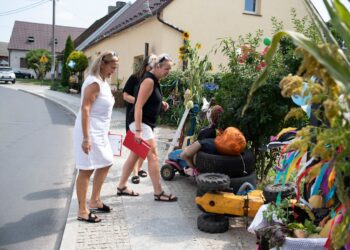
[74,51,118,223]
[117,54,177,202]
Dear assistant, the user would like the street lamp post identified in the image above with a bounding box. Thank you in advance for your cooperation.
[51,0,56,83]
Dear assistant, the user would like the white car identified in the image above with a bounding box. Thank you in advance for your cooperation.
[0,67,16,84]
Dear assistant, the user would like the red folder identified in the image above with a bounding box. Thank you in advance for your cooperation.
[123,130,150,160]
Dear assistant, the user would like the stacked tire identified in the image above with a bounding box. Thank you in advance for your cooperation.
[195,149,256,193]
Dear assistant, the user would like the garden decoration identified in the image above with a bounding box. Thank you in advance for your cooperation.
[263,37,272,46]
[244,0,350,249]
[164,32,214,158]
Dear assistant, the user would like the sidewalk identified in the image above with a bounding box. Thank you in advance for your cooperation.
[1,83,256,250]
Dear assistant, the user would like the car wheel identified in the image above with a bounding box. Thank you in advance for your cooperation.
[195,150,255,177]
[160,164,175,181]
[196,173,230,192]
[12,80,15,84]
[197,213,229,233]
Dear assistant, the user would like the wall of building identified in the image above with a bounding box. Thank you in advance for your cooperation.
[162,0,309,68]
[84,0,309,86]
[84,17,183,86]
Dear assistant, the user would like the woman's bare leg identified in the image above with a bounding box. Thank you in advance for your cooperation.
[76,169,94,219]
[180,141,202,168]
[89,165,111,208]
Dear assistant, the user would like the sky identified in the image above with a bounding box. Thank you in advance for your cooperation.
[0,0,136,42]
[0,0,349,43]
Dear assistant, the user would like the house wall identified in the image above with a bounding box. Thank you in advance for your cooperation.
[9,50,61,79]
[9,50,34,74]
[162,0,309,68]
[84,17,182,86]
[84,0,309,86]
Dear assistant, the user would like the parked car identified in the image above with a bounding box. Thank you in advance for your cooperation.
[0,67,16,84]
[14,70,33,79]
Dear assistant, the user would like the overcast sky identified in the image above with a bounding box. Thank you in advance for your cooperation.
[0,0,349,43]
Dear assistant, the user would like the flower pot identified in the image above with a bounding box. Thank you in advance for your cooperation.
[113,90,124,108]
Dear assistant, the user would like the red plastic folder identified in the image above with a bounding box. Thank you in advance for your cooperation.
[123,130,150,160]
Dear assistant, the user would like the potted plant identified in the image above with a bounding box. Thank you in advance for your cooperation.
[112,78,124,108]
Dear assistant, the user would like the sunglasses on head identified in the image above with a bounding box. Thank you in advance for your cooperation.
[102,51,118,62]
[157,54,172,64]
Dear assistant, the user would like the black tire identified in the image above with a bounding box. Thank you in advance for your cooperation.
[230,172,257,193]
[197,213,229,233]
[195,150,255,178]
[160,164,175,181]
[263,183,295,203]
[12,80,15,84]
[196,173,230,192]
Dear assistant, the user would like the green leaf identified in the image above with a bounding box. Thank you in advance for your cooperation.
[333,0,350,31]
[324,0,350,51]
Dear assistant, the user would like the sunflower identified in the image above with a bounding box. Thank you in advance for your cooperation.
[183,31,190,40]
[178,45,186,54]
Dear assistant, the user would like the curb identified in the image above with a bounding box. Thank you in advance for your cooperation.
[18,89,78,116]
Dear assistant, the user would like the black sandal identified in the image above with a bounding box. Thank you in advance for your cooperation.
[117,186,139,196]
[89,203,112,213]
[138,170,148,178]
[77,212,101,223]
[131,176,140,184]
[154,191,178,202]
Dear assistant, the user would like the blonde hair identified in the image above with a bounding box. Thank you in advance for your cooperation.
[89,51,118,77]
[147,54,157,69]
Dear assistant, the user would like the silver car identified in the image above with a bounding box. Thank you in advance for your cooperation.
[0,67,16,84]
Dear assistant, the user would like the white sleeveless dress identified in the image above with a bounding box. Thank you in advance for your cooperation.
[73,75,115,170]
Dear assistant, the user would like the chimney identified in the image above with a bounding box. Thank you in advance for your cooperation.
[116,1,126,9]
[108,1,126,14]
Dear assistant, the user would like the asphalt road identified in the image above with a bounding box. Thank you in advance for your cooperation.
[0,87,76,250]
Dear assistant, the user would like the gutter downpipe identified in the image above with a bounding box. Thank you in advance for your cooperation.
[156,12,186,70]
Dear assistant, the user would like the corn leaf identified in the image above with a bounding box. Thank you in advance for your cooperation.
[242,30,350,115]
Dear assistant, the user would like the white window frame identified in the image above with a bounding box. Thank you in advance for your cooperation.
[243,0,261,15]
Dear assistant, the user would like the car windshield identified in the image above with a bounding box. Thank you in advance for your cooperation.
[0,68,12,72]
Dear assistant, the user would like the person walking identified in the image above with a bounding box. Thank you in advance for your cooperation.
[117,53,177,202]
[74,51,118,223]
[123,54,157,184]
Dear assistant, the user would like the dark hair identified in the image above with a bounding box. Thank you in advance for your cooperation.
[135,55,156,79]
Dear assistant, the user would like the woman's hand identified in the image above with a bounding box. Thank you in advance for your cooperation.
[134,131,142,144]
[162,101,169,111]
[82,138,91,154]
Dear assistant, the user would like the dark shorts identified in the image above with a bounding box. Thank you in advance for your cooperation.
[198,138,218,155]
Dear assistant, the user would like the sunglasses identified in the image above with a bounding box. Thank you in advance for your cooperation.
[102,51,118,62]
[157,54,172,64]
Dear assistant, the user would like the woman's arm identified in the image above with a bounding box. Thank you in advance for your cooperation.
[123,92,135,104]
[134,78,153,140]
[122,75,137,104]
[81,83,99,154]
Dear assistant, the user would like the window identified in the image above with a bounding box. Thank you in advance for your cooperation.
[133,55,144,74]
[244,0,256,13]
[20,58,27,68]
[27,36,34,43]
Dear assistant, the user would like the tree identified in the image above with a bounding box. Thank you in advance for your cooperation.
[66,51,88,83]
[61,36,74,87]
[25,49,52,79]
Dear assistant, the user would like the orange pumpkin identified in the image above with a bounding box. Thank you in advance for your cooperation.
[214,127,246,156]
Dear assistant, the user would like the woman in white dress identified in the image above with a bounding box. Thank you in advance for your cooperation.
[74,51,118,223]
